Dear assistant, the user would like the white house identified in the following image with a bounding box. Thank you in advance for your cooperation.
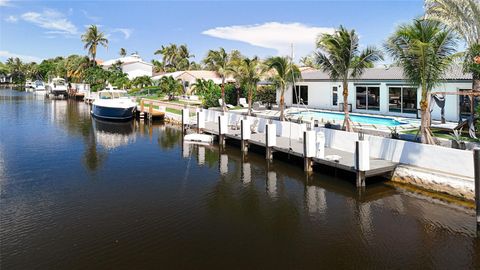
[280,66,473,122]
[100,54,153,80]
[152,70,235,94]
[0,74,13,83]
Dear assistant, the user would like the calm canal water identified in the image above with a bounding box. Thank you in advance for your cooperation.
[1,88,479,269]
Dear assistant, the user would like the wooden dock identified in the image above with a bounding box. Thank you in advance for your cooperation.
[136,98,166,120]
[195,119,397,187]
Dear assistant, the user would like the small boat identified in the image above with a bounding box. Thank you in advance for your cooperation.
[24,80,34,91]
[46,77,68,96]
[184,133,214,144]
[33,80,46,92]
[91,87,136,121]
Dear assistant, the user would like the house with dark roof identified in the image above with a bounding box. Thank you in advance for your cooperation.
[281,65,473,122]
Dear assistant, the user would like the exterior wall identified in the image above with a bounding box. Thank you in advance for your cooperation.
[122,62,153,80]
[280,80,472,122]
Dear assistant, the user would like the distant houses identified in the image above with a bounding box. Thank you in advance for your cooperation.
[152,70,235,94]
[100,54,153,80]
[0,73,13,84]
[283,65,473,122]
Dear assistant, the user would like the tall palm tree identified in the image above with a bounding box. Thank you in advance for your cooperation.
[81,25,108,65]
[203,47,231,112]
[425,0,480,91]
[386,19,457,144]
[230,57,264,115]
[119,48,127,57]
[265,56,301,121]
[315,26,383,131]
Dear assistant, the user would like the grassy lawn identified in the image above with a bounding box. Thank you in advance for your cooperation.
[166,107,182,115]
[402,128,479,142]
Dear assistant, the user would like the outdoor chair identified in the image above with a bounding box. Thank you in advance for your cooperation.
[250,119,259,133]
[253,101,266,111]
[239,98,249,108]
[218,98,235,109]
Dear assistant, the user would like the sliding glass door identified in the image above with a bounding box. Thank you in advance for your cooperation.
[292,85,308,105]
[356,86,380,111]
[388,86,417,114]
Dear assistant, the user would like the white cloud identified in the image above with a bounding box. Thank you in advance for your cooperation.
[0,0,12,7]
[203,22,335,59]
[81,10,100,21]
[21,9,78,36]
[4,15,17,23]
[113,28,132,39]
[0,50,41,63]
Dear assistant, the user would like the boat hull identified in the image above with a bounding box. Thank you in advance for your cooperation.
[91,104,135,121]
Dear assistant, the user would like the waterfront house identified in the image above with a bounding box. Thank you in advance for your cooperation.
[152,70,235,94]
[0,73,13,84]
[280,65,473,122]
[101,54,153,80]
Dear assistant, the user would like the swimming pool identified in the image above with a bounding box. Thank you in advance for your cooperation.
[290,110,407,127]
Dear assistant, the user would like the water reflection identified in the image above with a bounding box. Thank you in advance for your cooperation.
[93,119,136,150]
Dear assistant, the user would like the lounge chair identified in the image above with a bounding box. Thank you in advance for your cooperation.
[239,98,248,108]
[218,98,235,109]
[253,101,266,111]
[229,118,241,130]
[250,119,259,133]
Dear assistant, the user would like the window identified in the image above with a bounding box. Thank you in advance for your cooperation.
[356,86,379,110]
[388,87,417,114]
[293,85,308,105]
[332,86,338,106]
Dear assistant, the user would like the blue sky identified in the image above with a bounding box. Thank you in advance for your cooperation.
[0,0,425,64]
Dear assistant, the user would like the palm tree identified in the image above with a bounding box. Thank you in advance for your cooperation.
[265,56,301,121]
[230,57,264,115]
[81,25,108,65]
[425,0,480,91]
[386,19,457,144]
[203,47,231,112]
[315,26,383,131]
[159,76,183,100]
[300,55,315,68]
[119,48,127,57]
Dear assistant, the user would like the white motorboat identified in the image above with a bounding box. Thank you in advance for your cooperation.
[184,133,214,144]
[33,80,46,92]
[91,87,136,121]
[24,80,34,91]
[46,77,68,96]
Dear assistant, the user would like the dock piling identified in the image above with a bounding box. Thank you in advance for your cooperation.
[240,118,250,153]
[474,148,480,229]
[218,115,227,146]
[182,108,189,133]
[196,109,205,133]
[355,140,370,187]
[265,123,276,160]
[303,130,316,172]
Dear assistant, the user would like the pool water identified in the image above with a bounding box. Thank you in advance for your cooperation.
[292,110,407,127]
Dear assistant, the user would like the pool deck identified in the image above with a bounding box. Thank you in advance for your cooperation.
[199,121,398,187]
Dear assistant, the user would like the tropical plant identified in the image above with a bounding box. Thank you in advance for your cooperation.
[192,78,222,107]
[119,48,127,57]
[5,57,25,84]
[300,55,315,68]
[230,56,264,115]
[132,75,153,88]
[425,0,480,91]
[265,56,301,121]
[203,47,232,112]
[81,25,108,65]
[385,19,457,144]
[159,76,182,99]
[154,43,195,72]
[315,26,383,131]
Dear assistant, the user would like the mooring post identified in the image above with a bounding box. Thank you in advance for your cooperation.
[196,109,205,133]
[218,114,227,146]
[354,140,370,187]
[474,148,480,229]
[182,108,189,133]
[148,102,153,122]
[240,118,250,153]
[265,123,276,160]
[303,130,316,172]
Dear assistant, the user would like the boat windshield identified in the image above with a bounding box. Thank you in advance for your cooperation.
[99,91,128,99]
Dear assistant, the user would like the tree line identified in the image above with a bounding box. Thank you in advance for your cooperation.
[0,0,478,144]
